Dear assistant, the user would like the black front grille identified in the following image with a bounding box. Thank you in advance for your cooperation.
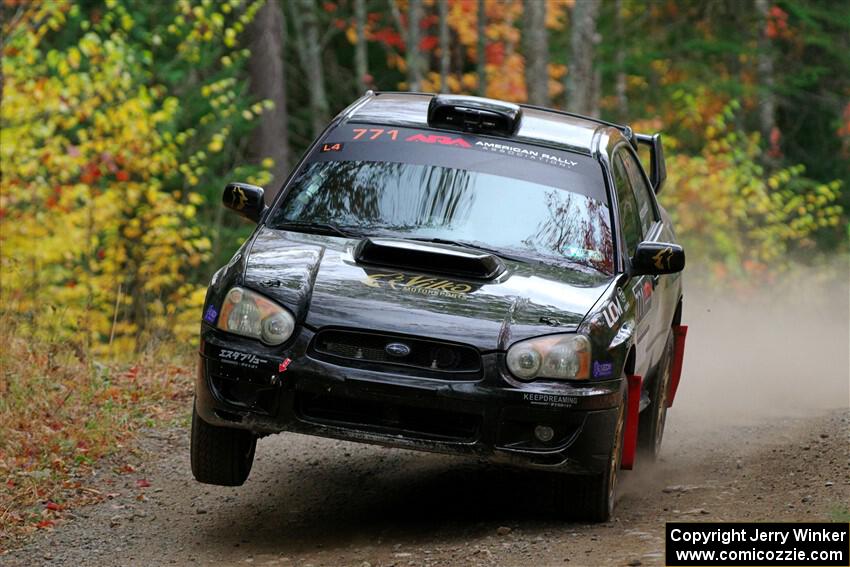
[312,329,481,376]
[297,393,480,441]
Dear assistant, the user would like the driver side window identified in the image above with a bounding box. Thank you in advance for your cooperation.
[612,153,641,257]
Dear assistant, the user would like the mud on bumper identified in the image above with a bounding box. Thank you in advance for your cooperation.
[195,327,624,475]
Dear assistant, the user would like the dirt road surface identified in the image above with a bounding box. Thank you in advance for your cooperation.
[3,283,848,567]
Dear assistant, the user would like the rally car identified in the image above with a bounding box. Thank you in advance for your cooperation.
[191,92,688,521]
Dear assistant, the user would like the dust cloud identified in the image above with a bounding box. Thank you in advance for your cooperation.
[669,263,850,428]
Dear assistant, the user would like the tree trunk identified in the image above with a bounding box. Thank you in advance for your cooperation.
[438,0,450,93]
[248,0,289,197]
[354,0,370,92]
[291,0,329,136]
[614,0,628,120]
[407,0,423,91]
[565,0,601,117]
[523,0,548,106]
[477,0,487,96]
[755,0,777,143]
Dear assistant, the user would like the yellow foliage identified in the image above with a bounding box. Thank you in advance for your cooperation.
[660,107,843,280]
[0,3,212,354]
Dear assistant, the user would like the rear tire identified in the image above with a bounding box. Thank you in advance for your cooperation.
[191,401,256,486]
[638,330,674,461]
[553,391,625,522]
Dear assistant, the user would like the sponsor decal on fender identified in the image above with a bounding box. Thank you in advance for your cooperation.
[602,294,624,327]
[363,272,474,299]
[592,360,614,378]
[632,279,653,321]
[278,358,292,373]
[203,305,218,324]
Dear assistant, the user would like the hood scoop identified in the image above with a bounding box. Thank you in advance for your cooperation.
[354,237,505,280]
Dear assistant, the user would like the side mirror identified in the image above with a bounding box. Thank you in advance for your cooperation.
[630,241,685,276]
[223,182,266,222]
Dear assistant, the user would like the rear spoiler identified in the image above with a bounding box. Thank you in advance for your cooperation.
[633,133,666,194]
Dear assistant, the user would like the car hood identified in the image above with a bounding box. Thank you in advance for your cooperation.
[243,227,614,351]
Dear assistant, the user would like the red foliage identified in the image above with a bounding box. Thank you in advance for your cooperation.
[371,27,404,49]
[768,126,782,159]
[79,163,101,184]
[419,36,438,52]
[115,170,129,181]
[765,5,791,40]
[485,42,504,66]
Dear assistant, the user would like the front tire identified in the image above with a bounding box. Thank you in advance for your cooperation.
[638,330,674,461]
[191,401,256,486]
[553,391,625,522]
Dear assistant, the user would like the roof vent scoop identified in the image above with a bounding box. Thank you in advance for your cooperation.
[355,238,505,280]
[428,95,521,137]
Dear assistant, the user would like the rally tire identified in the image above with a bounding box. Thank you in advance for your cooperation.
[191,401,256,486]
[638,329,674,461]
[552,391,626,522]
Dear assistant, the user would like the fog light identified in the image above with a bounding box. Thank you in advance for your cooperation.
[534,425,555,443]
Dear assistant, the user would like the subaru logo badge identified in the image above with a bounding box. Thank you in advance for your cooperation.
[385,342,411,357]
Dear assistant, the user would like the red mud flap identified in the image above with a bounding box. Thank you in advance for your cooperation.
[620,374,642,470]
[666,325,688,408]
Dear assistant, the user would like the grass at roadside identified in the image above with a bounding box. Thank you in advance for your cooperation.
[0,332,194,552]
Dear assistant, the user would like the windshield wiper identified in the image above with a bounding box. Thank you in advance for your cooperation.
[402,237,530,264]
[275,221,355,238]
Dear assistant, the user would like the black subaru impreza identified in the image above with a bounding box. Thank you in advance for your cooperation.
[192,92,688,521]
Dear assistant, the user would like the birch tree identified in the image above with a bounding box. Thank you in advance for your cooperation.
[477,0,487,96]
[407,0,423,91]
[248,0,289,195]
[289,0,329,135]
[438,0,450,93]
[354,0,370,92]
[523,0,548,106]
[565,0,601,117]
[755,0,777,144]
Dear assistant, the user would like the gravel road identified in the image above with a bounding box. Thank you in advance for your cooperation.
[3,285,848,567]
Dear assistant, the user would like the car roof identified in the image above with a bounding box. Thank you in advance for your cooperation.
[339,91,624,156]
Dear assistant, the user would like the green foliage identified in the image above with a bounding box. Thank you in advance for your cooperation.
[0,1,269,353]
[661,103,843,280]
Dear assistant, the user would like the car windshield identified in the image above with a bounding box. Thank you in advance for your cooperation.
[269,127,614,274]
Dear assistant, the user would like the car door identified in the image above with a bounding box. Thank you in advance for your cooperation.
[618,146,667,369]
[611,146,653,376]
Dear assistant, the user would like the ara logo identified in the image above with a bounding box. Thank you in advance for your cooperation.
[405,133,472,148]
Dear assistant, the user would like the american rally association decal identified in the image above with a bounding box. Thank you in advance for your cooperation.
[523,392,578,408]
[473,141,578,169]
[364,272,474,299]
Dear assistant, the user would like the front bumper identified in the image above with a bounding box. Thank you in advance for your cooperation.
[195,326,624,474]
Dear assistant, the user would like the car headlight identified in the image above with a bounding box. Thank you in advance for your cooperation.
[506,335,591,381]
[216,287,295,345]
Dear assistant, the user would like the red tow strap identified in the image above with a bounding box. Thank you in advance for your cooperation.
[621,374,642,470]
[666,325,688,408]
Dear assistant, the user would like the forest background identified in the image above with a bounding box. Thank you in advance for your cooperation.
[0,0,848,545]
